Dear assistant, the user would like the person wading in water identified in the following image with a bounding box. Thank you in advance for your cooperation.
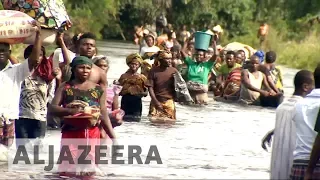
[261,70,315,180]
[59,32,108,89]
[147,50,178,122]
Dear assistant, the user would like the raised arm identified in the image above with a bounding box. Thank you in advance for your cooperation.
[57,33,72,67]
[9,54,19,64]
[209,34,218,62]
[181,33,194,59]
[28,21,42,71]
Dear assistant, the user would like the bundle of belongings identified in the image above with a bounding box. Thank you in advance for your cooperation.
[173,73,194,105]
[64,100,101,128]
[1,0,71,29]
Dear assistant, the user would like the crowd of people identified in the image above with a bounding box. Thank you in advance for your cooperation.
[135,23,284,107]
[1,19,320,179]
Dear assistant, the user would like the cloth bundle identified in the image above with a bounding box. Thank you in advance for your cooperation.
[1,0,71,29]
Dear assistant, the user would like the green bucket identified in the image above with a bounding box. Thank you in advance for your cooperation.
[194,31,212,51]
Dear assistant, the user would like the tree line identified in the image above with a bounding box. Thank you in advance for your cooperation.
[63,0,320,43]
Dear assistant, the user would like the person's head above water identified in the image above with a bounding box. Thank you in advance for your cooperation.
[194,49,206,63]
[145,34,155,47]
[265,51,277,64]
[235,51,243,64]
[248,55,260,72]
[78,32,97,58]
[126,53,142,73]
[158,50,172,68]
[171,45,181,59]
[293,70,314,96]
[237,50,246,61]
[70,56,93,82]
[225,51,236,68]
[93,55,109,72]
[0,43,11,67]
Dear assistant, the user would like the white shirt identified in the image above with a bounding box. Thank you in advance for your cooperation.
[140,46,160,57]
[0,60,31,119]
[293,89,320,160]
[52,48,76,68]
[270,95,302,179]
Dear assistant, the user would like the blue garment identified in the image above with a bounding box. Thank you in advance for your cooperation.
[254,50,265,63]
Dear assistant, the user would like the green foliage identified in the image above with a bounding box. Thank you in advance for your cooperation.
[1,0,320,70]
[63,0,118,39]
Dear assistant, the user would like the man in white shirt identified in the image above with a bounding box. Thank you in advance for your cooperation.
[0,21,42,147]
[261,70,314,179]
[290,66,320,179]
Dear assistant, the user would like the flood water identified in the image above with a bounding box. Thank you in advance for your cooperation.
[4,41,299,179]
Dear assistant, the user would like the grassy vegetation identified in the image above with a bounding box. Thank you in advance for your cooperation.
[11,44,56,62]
[228,22,320,71]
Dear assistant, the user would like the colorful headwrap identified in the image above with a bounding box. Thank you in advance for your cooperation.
[70,56,93,68]
[126,53,143,66]
[158,50,172,60]
[254,50,265,63]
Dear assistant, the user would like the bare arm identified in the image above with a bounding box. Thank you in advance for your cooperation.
[266,75,280,93]
[99,90,116,139]
[57,33,72,67]
[112,95,119,110]
[262,74,273,92]
[209,35,218,62]
[181,34,194,59]
[28,21,42,71]
[48,83,79,116]
[9,54,19,64]
[148,86,160,105]
[98,67,108,90]
[241,70,267,94]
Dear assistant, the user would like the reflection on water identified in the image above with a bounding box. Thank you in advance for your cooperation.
[35,41,300,178]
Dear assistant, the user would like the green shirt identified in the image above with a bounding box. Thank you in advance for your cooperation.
[218,63,242,76]
[184,57,214,85]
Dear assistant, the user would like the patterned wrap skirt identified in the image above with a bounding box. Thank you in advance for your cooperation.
[290,160,320,180]
[0,119,15,147]
[149,99,176,120]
